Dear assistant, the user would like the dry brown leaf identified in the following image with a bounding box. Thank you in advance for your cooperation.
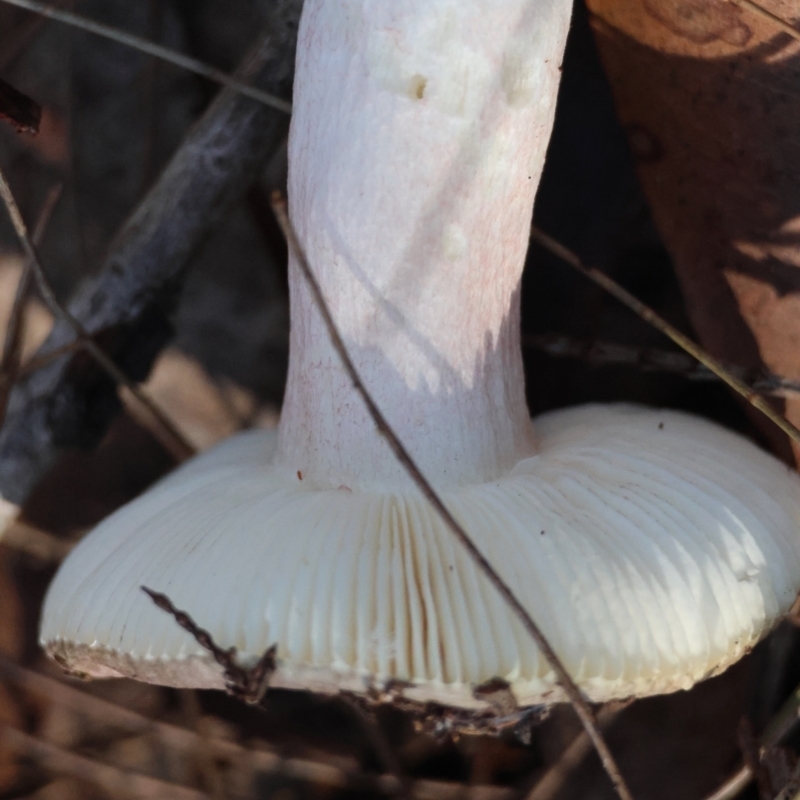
[588,0,800,462]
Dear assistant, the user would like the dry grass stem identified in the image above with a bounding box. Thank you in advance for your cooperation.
[530,227,800,447]
[0,165,196,463]
[270,192,635,800]
[0,0,292,114]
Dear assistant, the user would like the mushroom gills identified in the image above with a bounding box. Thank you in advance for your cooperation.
[41,403,800,709]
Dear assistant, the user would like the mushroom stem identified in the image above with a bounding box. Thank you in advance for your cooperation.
[275,0,573,490]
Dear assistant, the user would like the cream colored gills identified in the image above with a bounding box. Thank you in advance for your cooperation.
[40,0,800,710]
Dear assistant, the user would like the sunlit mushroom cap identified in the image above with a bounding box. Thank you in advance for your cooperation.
[41,404,800,708]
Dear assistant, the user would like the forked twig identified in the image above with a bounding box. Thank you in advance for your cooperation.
[0,0,292,114]
[269,192,635,800]
[0,166,196,463]
[141,587,276,706]
[530,227,800,446]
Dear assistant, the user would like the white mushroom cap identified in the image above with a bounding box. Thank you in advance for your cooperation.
[42,404,800,706]
[39,0,800,709]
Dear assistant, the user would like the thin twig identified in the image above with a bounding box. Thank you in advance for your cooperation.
[522,333,800,396]
[728,0,800,42]
[270,193,635,800]
[0,0,292,114]
[141,587,276,705]
[523,704,626,800]
[530,227,800,446]
[0,166,195,463]
[703,769,754,800]
[0,183,61,429]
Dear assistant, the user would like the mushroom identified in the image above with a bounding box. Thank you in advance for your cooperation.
[41,0,800,709]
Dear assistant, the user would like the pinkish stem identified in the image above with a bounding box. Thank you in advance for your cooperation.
[277,0,573,490]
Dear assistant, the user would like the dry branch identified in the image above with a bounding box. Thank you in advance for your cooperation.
[0,5,299,503]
